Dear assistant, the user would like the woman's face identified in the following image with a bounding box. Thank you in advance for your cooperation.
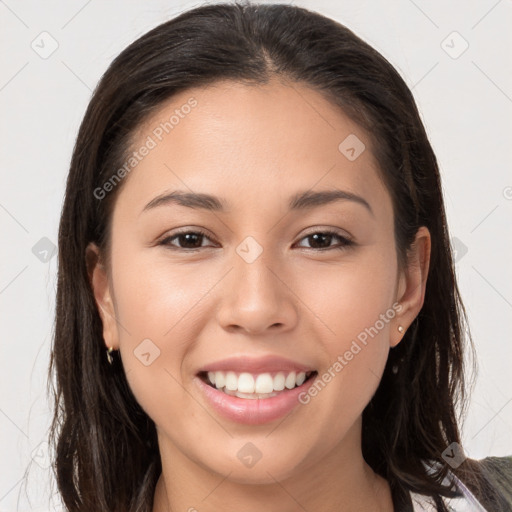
[89,79,429,484]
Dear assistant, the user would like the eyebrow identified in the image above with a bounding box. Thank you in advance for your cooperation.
[141,189,374,217]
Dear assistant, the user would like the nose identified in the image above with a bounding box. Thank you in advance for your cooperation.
[216,248,298,336]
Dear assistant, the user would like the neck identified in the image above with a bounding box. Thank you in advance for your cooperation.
[152,422,393,512]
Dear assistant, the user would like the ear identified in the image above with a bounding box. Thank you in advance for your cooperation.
[391,226,431,348]
[85,242,119,350]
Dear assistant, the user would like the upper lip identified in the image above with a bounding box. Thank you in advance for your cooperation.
[197,355,315,374]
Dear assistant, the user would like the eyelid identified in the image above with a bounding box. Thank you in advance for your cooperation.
[297,226,354,242]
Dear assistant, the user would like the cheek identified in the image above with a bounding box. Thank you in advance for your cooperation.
[109,246,215,424]
[293,247,397,432]
[110,241,218,345]
[294,244,398,349]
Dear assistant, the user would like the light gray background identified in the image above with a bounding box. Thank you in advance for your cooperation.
[1,0,511,510]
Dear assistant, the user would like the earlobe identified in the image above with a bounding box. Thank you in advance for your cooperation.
[391,226,431,348]
[390,322,406,349]
[85,242,119,350]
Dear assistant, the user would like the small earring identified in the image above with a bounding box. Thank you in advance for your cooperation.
[106,347,114,365]
[397,325,404,333]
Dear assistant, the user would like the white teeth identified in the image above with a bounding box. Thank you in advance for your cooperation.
[273,372,285,391]
[296,372,306,386]
[225,371,238,391]
[255,373,274,394]
[206,370,311,395]
[223,388,278,399]
[214,371,225,389]
[237,373,255,393]
[285,371,296,389]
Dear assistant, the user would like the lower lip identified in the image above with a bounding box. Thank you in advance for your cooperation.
[195,375,315,425]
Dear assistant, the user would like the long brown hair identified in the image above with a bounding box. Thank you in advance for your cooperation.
[49,2,504,510]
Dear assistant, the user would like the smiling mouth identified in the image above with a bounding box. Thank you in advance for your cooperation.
[197,370,318,399]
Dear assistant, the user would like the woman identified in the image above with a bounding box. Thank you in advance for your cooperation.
[49,2,512,510]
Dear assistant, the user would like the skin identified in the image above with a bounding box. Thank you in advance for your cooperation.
[87,78,430,512]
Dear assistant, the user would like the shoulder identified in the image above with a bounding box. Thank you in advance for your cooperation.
[451,455,512,512]
[409,456,512,512]
[474,455,512,505]
[478,455,512,479]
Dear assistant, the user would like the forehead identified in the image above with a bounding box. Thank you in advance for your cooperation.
[116,79,392,220]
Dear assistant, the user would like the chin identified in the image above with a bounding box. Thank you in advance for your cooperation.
[197,444,310,485]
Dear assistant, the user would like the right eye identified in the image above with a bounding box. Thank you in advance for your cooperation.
[158,229,217,251]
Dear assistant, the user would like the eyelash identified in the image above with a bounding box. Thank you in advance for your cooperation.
[158,228,355,252]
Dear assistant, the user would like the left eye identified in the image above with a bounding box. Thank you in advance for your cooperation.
[159,229,354,251]
[159,229,215,250]
[294,230,354,251]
